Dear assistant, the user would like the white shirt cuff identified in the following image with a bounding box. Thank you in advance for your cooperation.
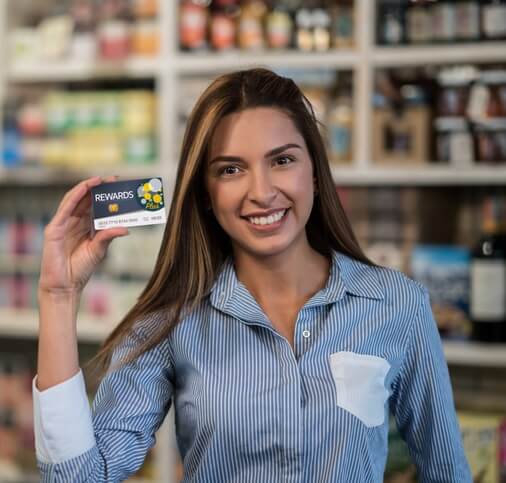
[32,369,96,464]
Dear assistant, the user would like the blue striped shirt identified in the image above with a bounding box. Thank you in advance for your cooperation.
[34,250,472,482]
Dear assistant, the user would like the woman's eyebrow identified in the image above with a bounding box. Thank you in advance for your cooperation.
[209,143,302,166]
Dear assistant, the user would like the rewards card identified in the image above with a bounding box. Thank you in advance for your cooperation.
[91,177,167,230]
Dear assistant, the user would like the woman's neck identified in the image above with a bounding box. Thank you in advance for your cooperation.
[233,242,330,309]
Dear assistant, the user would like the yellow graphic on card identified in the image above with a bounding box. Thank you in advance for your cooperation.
[136,178,164,211]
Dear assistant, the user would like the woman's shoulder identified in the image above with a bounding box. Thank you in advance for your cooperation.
[339,252,428,305]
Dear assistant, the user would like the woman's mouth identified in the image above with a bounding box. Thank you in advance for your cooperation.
[243,208,290,231]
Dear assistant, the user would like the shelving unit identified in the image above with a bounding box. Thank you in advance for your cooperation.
[1,1,505,186]
[1,1,505,482]
[2,310,506,368]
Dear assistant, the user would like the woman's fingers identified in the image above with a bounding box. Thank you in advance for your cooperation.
[51,175,120,228]
[72,175,118,218]
[89,227,129,261]
[51,176,103,227]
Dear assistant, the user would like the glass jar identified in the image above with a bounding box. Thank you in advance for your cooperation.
[482,0,506,40]
[265,6,292,49]
[238,0,267,50]
[406,0,432,44]
[481,70,506,117]
[474,119,506,163]
[180,0,209,51]
[438,80,470,117]
[435,117,474,165]
[295,8,313,51]
[330,0,354,48]
[455,0,480,41]
[210,12,236,50]
[313,8,331,51]
[431,0,457,42]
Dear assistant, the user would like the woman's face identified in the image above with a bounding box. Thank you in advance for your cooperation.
[205,107,315,259]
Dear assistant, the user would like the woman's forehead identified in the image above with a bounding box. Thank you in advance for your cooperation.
[208,108,304,159]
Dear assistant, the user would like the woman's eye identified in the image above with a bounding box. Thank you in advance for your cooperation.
[219,165,240,176]
[275,155,294,166]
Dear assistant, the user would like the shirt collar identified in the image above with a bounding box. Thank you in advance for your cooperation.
[209,249,384,316]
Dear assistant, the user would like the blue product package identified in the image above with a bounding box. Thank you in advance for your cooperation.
[411,245,471,338]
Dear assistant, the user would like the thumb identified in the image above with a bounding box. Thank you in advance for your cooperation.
[90,227,129,261]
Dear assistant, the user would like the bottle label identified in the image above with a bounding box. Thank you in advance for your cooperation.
[470,259,506,321]
[483,6,506,37]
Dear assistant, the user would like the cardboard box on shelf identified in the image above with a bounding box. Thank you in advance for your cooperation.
[372,107,430,165]
[458,411,506,483]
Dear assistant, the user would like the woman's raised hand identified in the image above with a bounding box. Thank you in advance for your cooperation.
[38,175,129,296]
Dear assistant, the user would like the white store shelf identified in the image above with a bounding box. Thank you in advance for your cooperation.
[0,164,164,185]
[443,340,506,368]
[331,165,506,186]
[0,308,115,342]
[3,164,506,187]
[0,254,40,273]
[372,42,506,67]
[7,57,160,82]
[174,50,358,73]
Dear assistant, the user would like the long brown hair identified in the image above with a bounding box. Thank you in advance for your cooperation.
[86,68,375,377]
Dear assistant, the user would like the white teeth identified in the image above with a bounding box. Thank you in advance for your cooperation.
[248,209,286,226]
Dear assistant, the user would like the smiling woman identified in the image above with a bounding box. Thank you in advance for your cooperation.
[205,107,317,261]
[34,68,472,482]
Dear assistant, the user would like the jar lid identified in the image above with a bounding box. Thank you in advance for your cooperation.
[296,9,313,28]
[435,116,468,131]
[474,117,506,131]
[438,66,477,86]
[312,9,330,28]
[481,70,506,84]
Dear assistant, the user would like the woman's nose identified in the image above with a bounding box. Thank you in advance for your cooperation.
[248,170,277,205]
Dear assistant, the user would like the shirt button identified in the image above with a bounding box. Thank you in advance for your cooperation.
[302,329,310,338]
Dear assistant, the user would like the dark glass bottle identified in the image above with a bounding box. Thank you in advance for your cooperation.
[470,199,506,343]
[377,1,406,45]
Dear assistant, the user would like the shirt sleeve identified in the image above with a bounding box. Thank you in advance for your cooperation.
[33,369,95,463]
[32,326,174,482]
[389,286,473,483]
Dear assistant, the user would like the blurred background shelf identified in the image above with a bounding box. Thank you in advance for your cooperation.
[7,57,161,82]
[331,166,506,186]
[0,164,166,185]
[0,308,113,342]
[372,42,506,67]
[443,340,506,368]
[174,50,359,72]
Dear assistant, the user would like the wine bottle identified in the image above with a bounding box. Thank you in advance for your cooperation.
[470,196,506,343]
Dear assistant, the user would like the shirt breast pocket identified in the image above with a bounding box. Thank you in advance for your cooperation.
[329,351,391,428]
